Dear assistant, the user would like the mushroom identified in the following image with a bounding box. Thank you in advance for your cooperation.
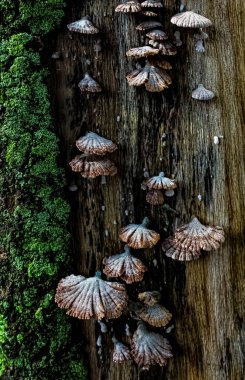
[148,40,177,55]
[146,189,164,205]
[140,10,158,17]
[141,0,163,8]
[115,1,141,13]
[103,245,148,284]
[55,272,128,320]
[127,63,172,92]
[126,46,159,58]
[112,336,131,363]
[76,132,117,155]
[162,217,225,261]
[138,290,161,305]
[67,16,99,34]
[191,84,215,100]
[136,20,163,31]
[194,30,209,52]
[119,217,160,249]
[147,57,172,70]
[78,73,102,93]
[146,29,168,41]
[165,189,175,197]
[69,154,117,178]
[131,322,173,368]
[137,303,172,327]
[145,172,177,190]
[170,11,212,28]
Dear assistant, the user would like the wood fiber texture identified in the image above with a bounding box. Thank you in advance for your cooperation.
[48,0,245,379]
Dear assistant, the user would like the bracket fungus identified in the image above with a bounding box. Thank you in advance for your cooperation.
[192,84,215,100]
[146,29,168,41]
[171,11,212,29]
[148,40,177,55]
[127,63,172,92]
[78,73,102,93]
[115,1,141,13]
[126,46,159,58]
[76,132,117,155]
[162,217,225,261]
[103,245,148,284]
[131,322,173,368]
[55,273,128,320]
[145,172,177,190]
[67,16,99,34]
[112,336,131,363]
[137,303,172,327]
[146,189,164,205]
[138,290,161,305]
[147,57,172,70]
[119,217,160,249]
[136,20,163,31]
[69,154,117,178]
[141,0,163,8]
[141,10,158,17]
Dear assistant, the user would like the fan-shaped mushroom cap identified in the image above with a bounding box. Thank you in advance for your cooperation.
[148,40,177,55]
[67,16,99,34]
[141,0,163,8]
[147,57,172,70]
[145,172,177,190]
[131,322,173,368]
[69,155,117,178]
[78,73,102,93]
[146,189,164,205]
[112,337,131,363]
[138,290,161,305]
[192,84,215,100]
[119,217,160,249]
[141,10,158,17]
[138,304,172,327]
[136,20,163,30]
[115,1,141,13]
[146,29,168,41]
[144,65,172,92]
[162,217,225,261]
[171,11,212,28]
[126,68,149,87]
[103,245,148,284]
[126,46,159,58]
[55,273,128,320]
[76,132,117,155]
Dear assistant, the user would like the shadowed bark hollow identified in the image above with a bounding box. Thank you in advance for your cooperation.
[48,0,245,379]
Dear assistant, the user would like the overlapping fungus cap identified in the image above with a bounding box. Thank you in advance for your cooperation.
[78,73,102,93]
[136,20,163,30]
[141,0,163,8]
[112,336,131,363]
[146,189,164,205]
[138,290,161,305]
[69,154,117,178]
[141,10,158,17]
[147,57,172,70]
[103,245,148,284]
[146,29,168,40]
[162,217,225,261]
[127,63,172,92]
[148,40,177,55]
[55,273,128,320]
[145,172,177,190]
[192,84,215,100]
[131,322,173,368]
[119,217,160,249]
[67,16,99,34]
[126,67,149,87]
[115,1,141,13]
[126,46,159,58]
[76,132,117,155]
[171,11,213,28]
[137,303,172,327]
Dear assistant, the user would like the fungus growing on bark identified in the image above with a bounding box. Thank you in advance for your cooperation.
[194,30,209,52]
[141,10,158,17]
[138,290,161,305]
[173,31,183,46]
[69,155,117,178]
[146,189,164,205]
[137,304,172,327]
[126,46,159,58]
[147,57,172,70]
[146,29,168,41]
[192,84,215,100]
[115,1,141,13]
[103,245,148,284]
[76,132,117,155]
[119,217,160,249]
[162,217,225,261]
[127,63,172,92]
[136,20,163,31]
[112,336,131,363]
[55,273,128,320]
[165,189,175,197]
[141,0,163,8]
[78,73,102,93]
[145,172,177,190]
[131,322,173,368]
[148,40,177,55]
[171,11,212,28]
[67,16,99,34]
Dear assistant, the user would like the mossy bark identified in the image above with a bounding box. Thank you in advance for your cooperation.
[48,0,245,379]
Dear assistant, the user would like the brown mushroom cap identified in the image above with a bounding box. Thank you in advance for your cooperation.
[115,1,142,13]
[136,20,163,31]
[146,189,164,205]
[76,132,117,155]
[119,217,160,249]
[138,290,161,305]
[147,57,172,70]
[69,154,117,178]
[137,304,172,327]
[112,337,132,363]
[67,16,99,34]
[146,29,168,41]
[148,40,177,55]
[145,172,177,190]
[126,46,159,58]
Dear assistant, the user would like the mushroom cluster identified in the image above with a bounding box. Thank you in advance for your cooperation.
[142,171,177,205]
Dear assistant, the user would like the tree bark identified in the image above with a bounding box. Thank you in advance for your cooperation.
[48,0,245,379]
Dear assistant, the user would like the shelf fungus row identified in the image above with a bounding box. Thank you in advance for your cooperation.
[69,131,117,178]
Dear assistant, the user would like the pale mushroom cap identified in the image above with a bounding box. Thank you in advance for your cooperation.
[141,10,158,17]
[115,1,141,13]
[67,16,99,34]
[76,132,117,155]
[119,218,160,249]
[55,274,128,320]
[126,46,159,58]
[69,154,117,178]
[148,40,177,55]
[146,189,164,205]
[145,172,177,190]
[78,73,102,93]
[171,11,213,28]
[138,304,172,327]
[112,340,131,363]
[146,29,168,41]
[136,20,163,30]
[192,84,215,100]
[141,0,163,8]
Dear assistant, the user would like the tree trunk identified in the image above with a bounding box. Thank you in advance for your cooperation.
[48,0,245,379]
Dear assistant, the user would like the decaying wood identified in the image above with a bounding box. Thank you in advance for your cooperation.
[48,0,245,379]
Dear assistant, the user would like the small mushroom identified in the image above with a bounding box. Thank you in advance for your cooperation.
[136,20,163,31]
[141,0,163,8]
[171,11,212,28]
[194,30,208,52]
[115,1,141,13]
[76,132,117,155]
[148,40,177,55]
[147,57,172,70]
[126,67,149,87]
[146,29,168,41]
[103,245,148,284]
[51,51,61,59]
[173,31,183,46]
[69,154,117,178]
[97,321,108,333]
[165,189,175,197]
[126,46,159,58]
[192,84,215,100]
[78,73,102,93]
[137,304,172,327]
[119,217,160,249]
[127,63,172,91]
[138,290,161,305]
[55,272,128,320]
[112,336,131,363]
[67,16,99,34]
[145,172,177,190]
[141,10,158,17]
[146,189,164,205]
